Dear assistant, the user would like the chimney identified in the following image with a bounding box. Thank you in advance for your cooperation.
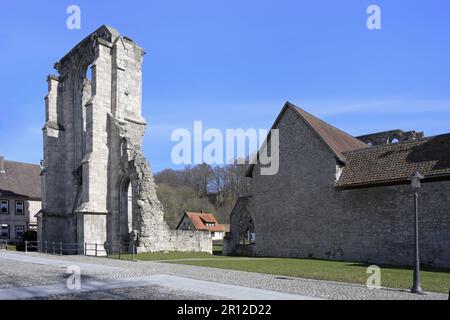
[0,156,5,174]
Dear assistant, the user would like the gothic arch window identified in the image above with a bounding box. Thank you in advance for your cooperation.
[119,177,134,244]
[120,138,127,158]
[86,64,93,81]
[238,209,255,245]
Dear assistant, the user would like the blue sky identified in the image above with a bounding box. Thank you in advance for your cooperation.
[0,0,449,172]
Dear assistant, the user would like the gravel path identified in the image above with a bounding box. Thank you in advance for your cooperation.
[0,251,447,300]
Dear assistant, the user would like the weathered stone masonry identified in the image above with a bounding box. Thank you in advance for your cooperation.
[38,25,211,254]
[225,103,450,268]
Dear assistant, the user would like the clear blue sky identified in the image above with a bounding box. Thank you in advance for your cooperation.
[1,0,449,172]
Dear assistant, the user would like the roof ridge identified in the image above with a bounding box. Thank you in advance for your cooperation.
[342,135,436,155]
[3,159,41,167]
[245,101,369,177]
[288,102,364,142]
[186,211,213,215]
[286,102,368,161]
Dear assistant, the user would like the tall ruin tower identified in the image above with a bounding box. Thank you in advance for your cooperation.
[40,25,211,254]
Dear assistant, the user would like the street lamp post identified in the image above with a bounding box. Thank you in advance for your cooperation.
[410,171,424,294]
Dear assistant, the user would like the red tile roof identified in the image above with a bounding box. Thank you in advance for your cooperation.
[179,212,227,232]
[336,134,450,188]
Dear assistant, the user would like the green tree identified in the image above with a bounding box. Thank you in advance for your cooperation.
[157,183,216,228]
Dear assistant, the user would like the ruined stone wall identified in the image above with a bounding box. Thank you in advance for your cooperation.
[40,26,212,254]
[243,107,450,268]
[357,130,424,146]
[120,147,212,253]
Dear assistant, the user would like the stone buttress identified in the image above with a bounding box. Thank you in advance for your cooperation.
[39,25,211,254]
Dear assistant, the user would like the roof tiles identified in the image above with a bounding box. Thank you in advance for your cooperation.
[183,212,227,232]
[0,159,42,199]
[336,134,450,188]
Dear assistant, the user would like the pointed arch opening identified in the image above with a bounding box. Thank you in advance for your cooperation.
[238,208,256,245]
[118,176,134,245]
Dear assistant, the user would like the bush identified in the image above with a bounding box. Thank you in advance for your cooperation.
[16,230,38,251]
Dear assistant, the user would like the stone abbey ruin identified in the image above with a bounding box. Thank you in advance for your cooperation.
[37,25,450,268]
[224,103,450,268]
[38,25,211,254]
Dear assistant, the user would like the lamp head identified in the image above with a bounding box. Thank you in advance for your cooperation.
[411,171,424,190]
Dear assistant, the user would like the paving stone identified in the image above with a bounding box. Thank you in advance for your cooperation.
[0,251,446,300]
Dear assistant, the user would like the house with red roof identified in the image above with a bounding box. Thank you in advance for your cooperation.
[176,211,229,241]
[0,156,41,243]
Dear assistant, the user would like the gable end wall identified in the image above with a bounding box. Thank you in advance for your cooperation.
[248,107,450,268]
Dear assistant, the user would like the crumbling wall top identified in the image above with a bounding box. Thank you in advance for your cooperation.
[357,129,425,146]
[54,25,121,70]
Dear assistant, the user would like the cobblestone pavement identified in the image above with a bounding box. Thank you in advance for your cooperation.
[0,251,447,300]
[27,285,220,300]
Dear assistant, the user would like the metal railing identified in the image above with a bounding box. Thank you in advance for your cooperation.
[42,240,137,259]
[0,239,8,250]
[0,239,137,259]
[24,241,39,252]
[115,242,136,260]
[42,241,84,255]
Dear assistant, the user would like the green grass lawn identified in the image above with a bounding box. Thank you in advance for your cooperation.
[109,251,229,261]
[110,244,225,261]
[213,244,223,255]
[0,245,17,251]
[111,250,449,293]
[108,250,450,293]
[166,257,450,294]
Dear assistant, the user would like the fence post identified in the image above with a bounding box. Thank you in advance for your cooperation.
[132,244,135,261]
[5,240,8,251]
[44,241,47,254]
[95,243,98,257]
[52,242,55,255]
[119,243,121,260]
[59,242,63,255]
[25,241,28,253]
[84,242,87,255]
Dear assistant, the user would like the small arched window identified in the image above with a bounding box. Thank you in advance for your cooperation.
[86,64,93,81]
[120,138,128,158]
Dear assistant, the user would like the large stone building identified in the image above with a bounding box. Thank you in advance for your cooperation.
[38,25,211,254]
[224,102,450,268]
[0,156,41,243]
